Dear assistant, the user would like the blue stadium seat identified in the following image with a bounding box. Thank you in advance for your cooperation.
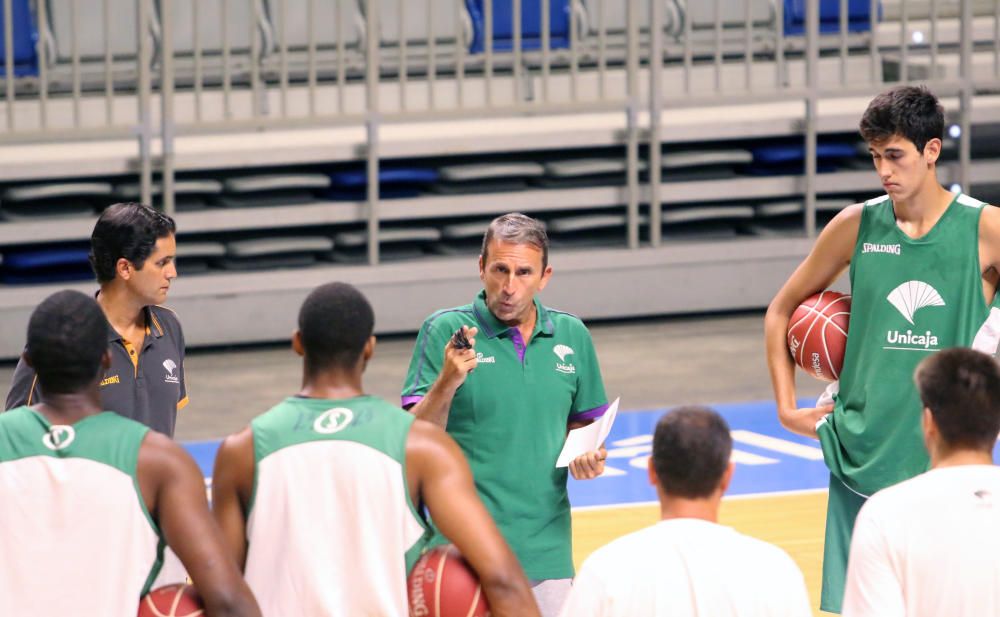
[466,0,572,53]
[784,0,881,35]
[0,0,38,77]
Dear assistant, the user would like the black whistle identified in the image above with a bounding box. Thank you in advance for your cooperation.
[451,327,472,350]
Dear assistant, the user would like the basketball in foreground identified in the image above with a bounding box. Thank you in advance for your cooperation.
[787,290,851,382]
[409,545,489,617]
[138,583,204,617]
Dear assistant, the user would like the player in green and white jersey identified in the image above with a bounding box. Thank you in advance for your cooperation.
[765,86,1000,613]
[0,290,259,617]
[211,282,539,617]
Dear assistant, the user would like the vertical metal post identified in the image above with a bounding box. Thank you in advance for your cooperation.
[4,0,14,132]
[336,0,345,112]
[137,0,153,205]
[744,0,752,91]
[103,0,114,125]
[869,0,878,85]
[456,0,465,108]
[959,0,973,194]
[193,0,203,121]
[278,0,289,117]
[839,0,848,86]
[598,0,607,98]
[399,0,408,111]
[366,0,380,265]
[222,0,232,117]
[541,0,550,102]
[160,0,175,215]
[713,0,722,93]
[682,0,692,93]
[899,0,909,82]
[513,0,522,102]
[485,0,493,106]
[250,0,262,118]
[804,0,818,238]
[427,0,436,109]
[648,0,663,246]
[774,0,784,90]
[625,0,639,250]
[307,0,316,116]
[70,0,81,127]
[569,0,578,101]
[35,0,48,128]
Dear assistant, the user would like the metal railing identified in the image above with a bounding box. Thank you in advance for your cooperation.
[0,0,999,259]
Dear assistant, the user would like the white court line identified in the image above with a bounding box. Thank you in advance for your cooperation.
[571,488,828,512]
[731,430,825,460]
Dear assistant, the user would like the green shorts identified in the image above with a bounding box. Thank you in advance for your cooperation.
[820,474,868,614]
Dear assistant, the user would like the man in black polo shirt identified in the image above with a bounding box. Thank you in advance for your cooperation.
[5,203,187,437]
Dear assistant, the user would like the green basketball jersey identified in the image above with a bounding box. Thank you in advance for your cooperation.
[818,193,1000,496]
[244,395,432,617]
[0,408,162,616]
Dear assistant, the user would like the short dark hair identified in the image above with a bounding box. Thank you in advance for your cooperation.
[298,282,375,373]
[89,203,176,283]
[859,85,944,153]
[25,290,109,395]
[481,212,549,269]
[915,347,1000,452]
[652,406,732,499]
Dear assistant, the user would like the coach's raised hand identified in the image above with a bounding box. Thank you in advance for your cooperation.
[408,325,478,428]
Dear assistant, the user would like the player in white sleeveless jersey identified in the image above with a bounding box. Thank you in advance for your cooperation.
[843,348,1000,617]
[0,290,260,617]
[212,282,539,617]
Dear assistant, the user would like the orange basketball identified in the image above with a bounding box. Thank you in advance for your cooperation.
[137,583,205,617]
[787,290,851,382]
[408,546,489,617]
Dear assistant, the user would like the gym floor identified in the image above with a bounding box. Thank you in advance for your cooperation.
[0,310,834,615]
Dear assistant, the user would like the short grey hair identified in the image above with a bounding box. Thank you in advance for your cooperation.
[481,212,549,269]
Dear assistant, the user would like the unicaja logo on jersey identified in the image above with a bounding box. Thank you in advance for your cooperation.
[42,425,75,451]
[313,407,354,434]
[163,359,179,384]
[884,281,944,351]
[554,344,576,374]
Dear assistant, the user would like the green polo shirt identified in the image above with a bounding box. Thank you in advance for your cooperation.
[4,305,188,437]
[402,290,608,580]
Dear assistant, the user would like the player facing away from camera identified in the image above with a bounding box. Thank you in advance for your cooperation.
[764,85,1000,612]
[843,348,1000,617]
[211,282,540,617]
[560,406,811,617]
[0,290,260,617]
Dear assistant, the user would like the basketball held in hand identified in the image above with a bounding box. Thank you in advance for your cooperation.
[137,583,204,617]
[408,545,489,617]
[787,290,851,382]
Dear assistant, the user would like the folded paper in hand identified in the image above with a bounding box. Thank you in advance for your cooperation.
[555,397,620,468]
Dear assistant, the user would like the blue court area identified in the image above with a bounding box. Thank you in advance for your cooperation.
[183,399,833,507]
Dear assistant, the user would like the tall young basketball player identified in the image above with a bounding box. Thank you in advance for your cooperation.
[765,85,1000,613]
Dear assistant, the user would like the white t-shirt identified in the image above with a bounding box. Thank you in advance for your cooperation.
[843,465,1000,617]
[559,518,811,617]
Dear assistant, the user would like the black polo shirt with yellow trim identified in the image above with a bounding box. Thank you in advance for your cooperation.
[4,305,188,437]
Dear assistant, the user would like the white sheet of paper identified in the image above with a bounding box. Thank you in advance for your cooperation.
[556,397,620,468]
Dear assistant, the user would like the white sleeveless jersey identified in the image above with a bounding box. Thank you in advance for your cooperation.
[244,396,432,617]
[0,408,162,616]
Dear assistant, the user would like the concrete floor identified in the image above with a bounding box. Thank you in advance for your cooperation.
[17,310,820,441]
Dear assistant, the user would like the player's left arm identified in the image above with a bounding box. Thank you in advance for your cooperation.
[210,427,256,570]
[841,503,905,617]
[567,326,609,480]
[138,431,262,617]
